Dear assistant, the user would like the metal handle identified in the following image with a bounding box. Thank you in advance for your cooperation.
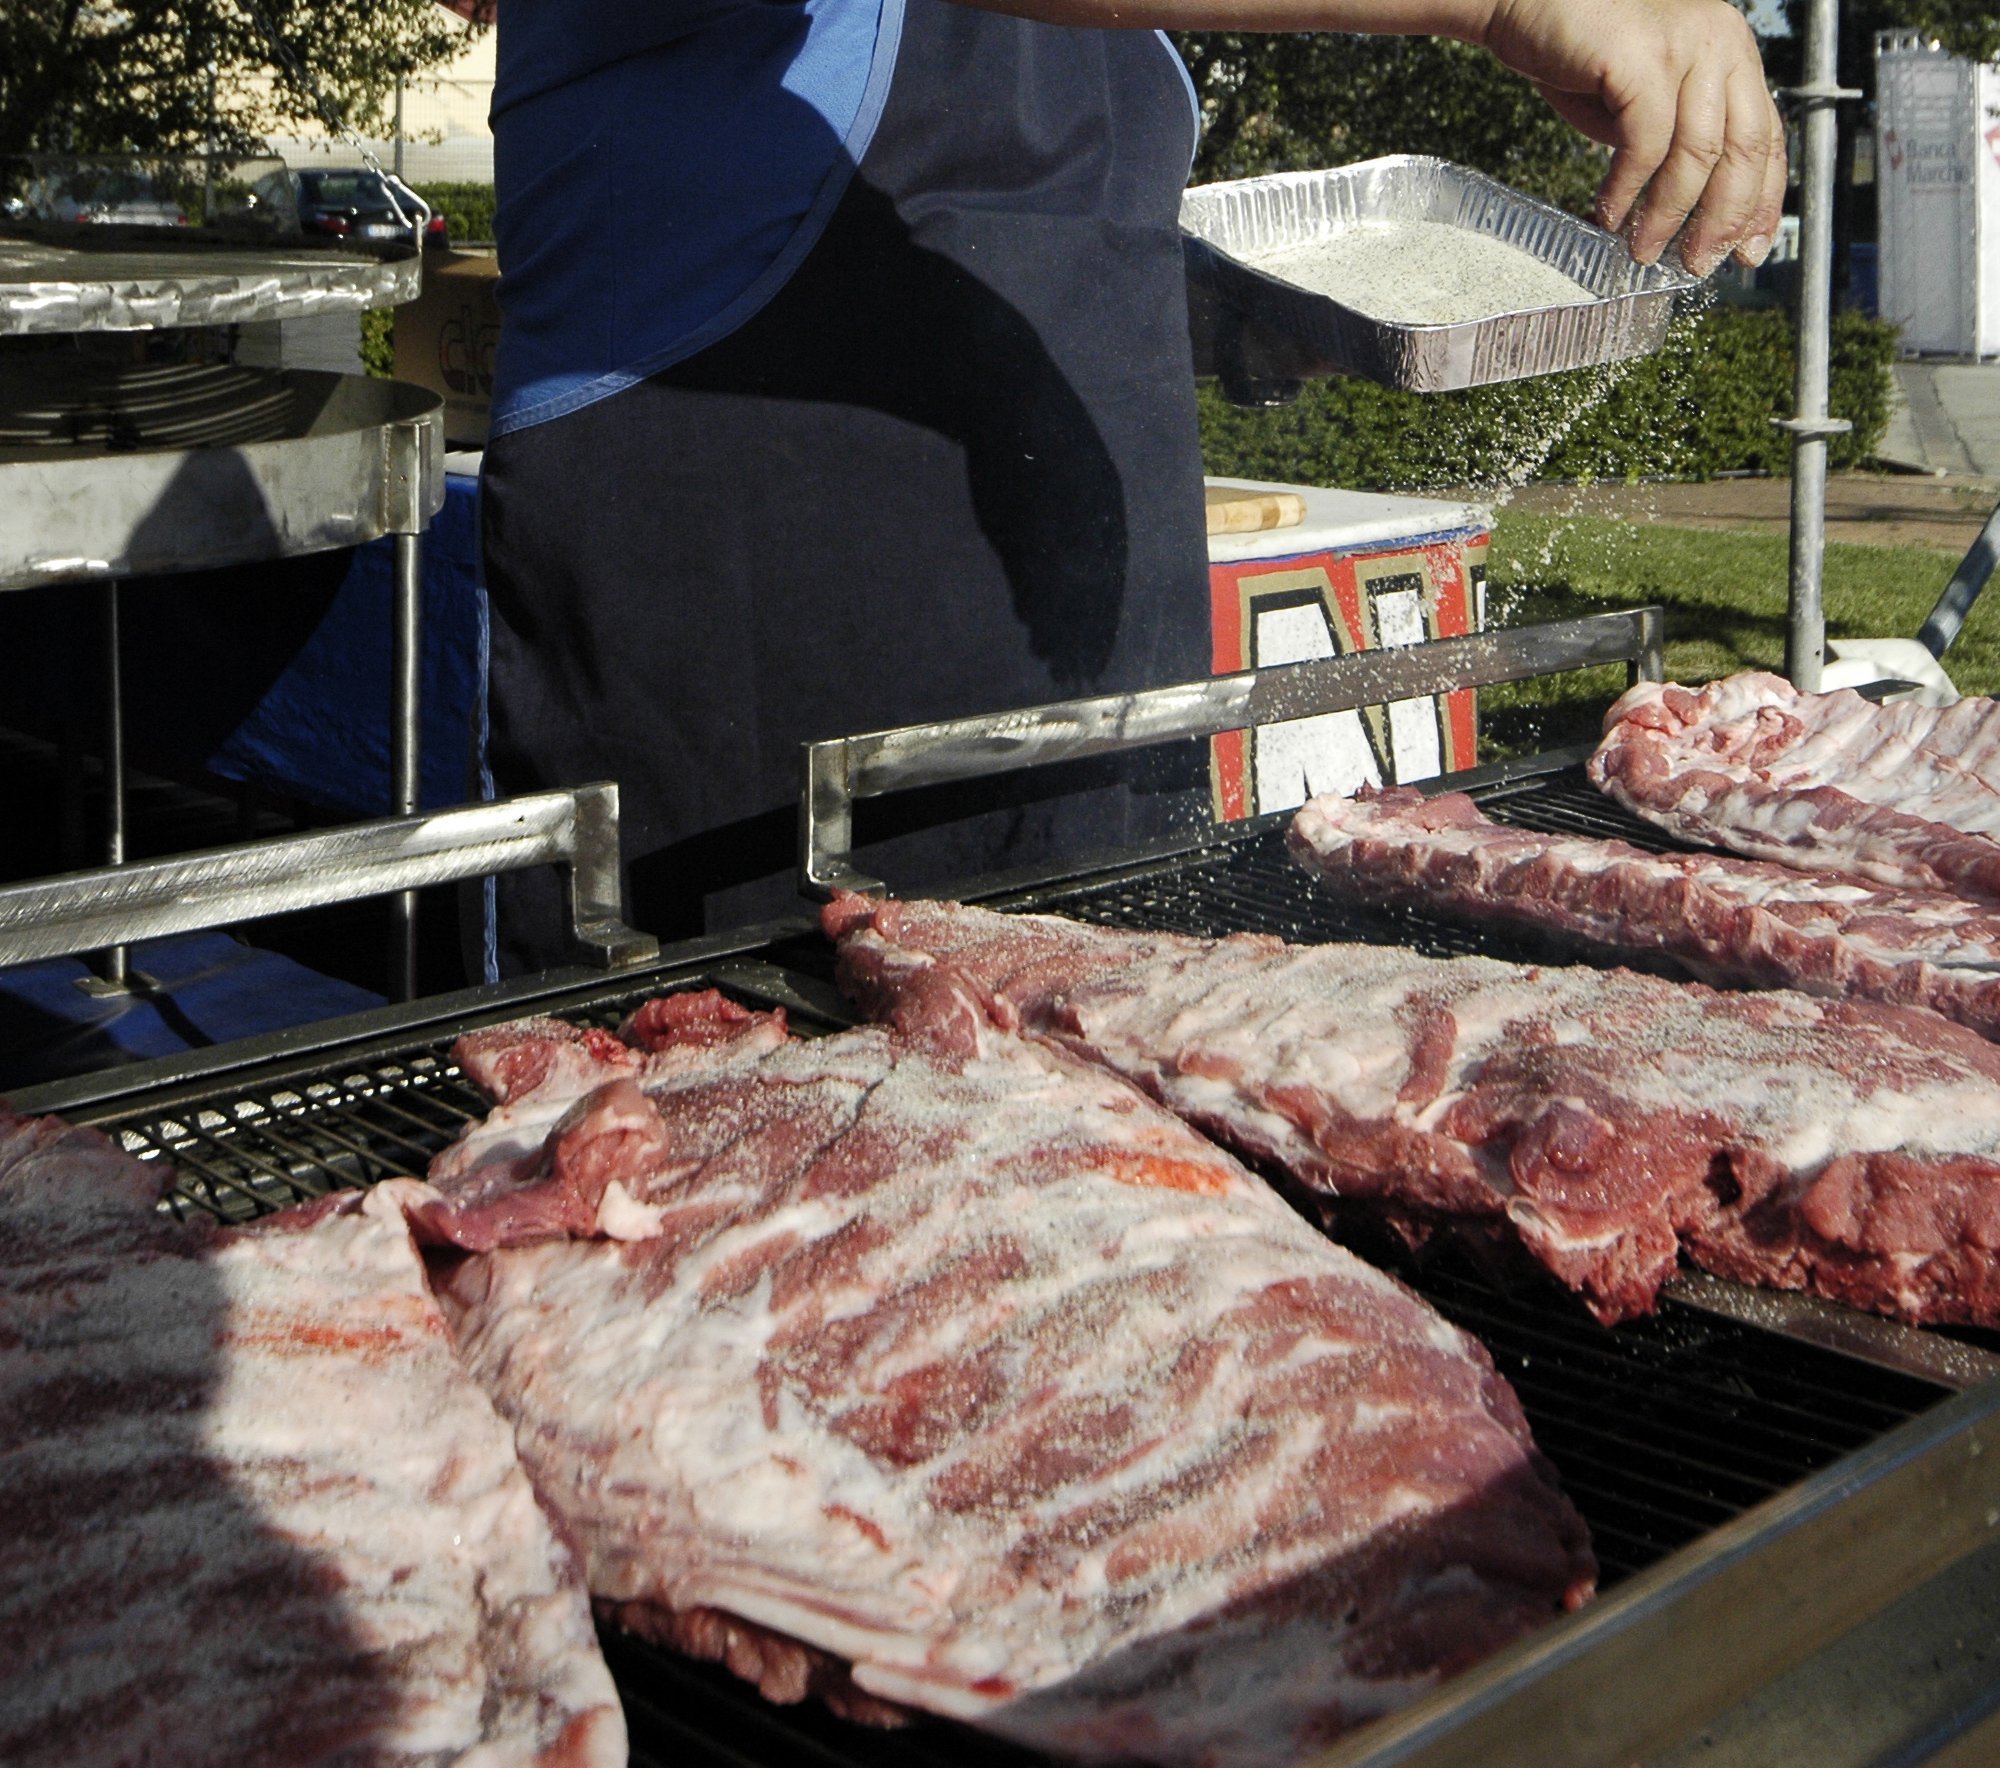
[800,608,1666,898]
[0,784,659,973]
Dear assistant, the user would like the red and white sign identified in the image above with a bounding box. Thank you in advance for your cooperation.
[1205,480,1488,822]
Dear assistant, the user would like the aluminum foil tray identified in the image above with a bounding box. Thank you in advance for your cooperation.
[0,236,420,336]
[1181,156,1697,393]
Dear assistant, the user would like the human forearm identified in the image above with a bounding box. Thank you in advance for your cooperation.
[956,0,1785,275]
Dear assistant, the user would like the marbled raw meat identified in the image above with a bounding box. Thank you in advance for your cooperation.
[1288,785,2000,1041]
[421,991,790,1248]
[0,1109,626,1768]
[1591,672,2000,898]
[827,892,2000,1327]
[433,1005,1594,1767]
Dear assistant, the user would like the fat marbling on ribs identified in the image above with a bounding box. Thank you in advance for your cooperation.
[422,990,1595,1768]
[827,892,2000,1329]
[0,1110,625,1768]
[1591,672,2000,899]
[1289,784,2000,1043]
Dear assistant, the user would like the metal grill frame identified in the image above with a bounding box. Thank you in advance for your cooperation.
[18,738,2000,1765]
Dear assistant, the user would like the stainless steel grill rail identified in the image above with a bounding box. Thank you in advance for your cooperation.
[0,781,659,974]
[24,668,2000,1766]
[50,905,1995,1768]
[800,608,1665,897]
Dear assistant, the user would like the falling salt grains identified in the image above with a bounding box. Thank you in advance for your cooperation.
[1245,222,1594,326]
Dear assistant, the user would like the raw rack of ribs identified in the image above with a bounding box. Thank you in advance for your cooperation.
[0,1110,625,1768]
[1288,785,2000,1041]
[826,894,2000,1329]
[1591,672,2000,899]
[424,991,1594,1768]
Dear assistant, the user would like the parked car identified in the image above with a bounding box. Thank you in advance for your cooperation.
[250,168,444,247]
[25,168,187,227]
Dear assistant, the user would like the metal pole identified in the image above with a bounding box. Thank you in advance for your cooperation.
[97,581,128,988]
[1780,0,1859,692]
[388,531,422,1001]
[393,75,405,180]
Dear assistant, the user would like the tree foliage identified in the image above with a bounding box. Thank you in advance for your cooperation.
[0,0,478,160]
[1880,0,2000,66]
[1171,32,1609,215]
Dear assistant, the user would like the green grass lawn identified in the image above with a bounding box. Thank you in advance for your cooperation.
[1478,513,1980,756]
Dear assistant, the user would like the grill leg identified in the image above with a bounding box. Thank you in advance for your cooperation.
[94,580,129,990]
[388,532,422,1002]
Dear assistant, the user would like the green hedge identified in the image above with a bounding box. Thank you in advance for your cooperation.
[1198,306,1898,490]
[409,179,496,243]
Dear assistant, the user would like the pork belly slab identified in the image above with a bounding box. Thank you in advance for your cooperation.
[1591,672,2000,899]
[1289,785,2000,1041]
[431,1003,1594,1767]
[827,893,2000,1329]
[0,1110,625,1768]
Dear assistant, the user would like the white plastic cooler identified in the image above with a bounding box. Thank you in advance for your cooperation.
[1206,477,1492,820]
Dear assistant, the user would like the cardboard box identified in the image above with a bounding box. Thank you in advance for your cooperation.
[394,246,502,448]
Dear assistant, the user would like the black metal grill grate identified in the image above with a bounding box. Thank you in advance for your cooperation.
[88,764,1954,1768]
[992,767,1703,964]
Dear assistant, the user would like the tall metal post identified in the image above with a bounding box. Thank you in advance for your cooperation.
[388,531,422,1001]
[1780,0,1860,691]
[96,580,128,988]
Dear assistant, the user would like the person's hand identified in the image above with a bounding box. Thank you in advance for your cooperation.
[1478,0,1785,272]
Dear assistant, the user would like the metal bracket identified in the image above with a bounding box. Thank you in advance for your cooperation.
[800,608,1667,899]
[382,410,445,535]
[1771,415,1854,436]
[1779,82,1864,104]
[0,783,659,975]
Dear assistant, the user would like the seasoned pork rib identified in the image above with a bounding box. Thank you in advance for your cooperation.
[1289,785,2000,1041]
[0,1111,625,1768]
[1591,672,2000,898]
[433,1002,1594,1767]
[423,991,791,1248]
[828,893,2000,1328]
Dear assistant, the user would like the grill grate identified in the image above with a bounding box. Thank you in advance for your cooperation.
[89,764,1954,1768]
[990,766,1703,964]
[0,357,298,453]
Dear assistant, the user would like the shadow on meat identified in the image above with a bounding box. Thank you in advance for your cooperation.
[0,1137,407,1764]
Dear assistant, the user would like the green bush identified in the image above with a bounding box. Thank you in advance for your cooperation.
[360,306,394,379]
[410,179,496,244]
[1198,306,1899,490]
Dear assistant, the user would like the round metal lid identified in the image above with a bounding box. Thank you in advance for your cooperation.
[0,233,420,336]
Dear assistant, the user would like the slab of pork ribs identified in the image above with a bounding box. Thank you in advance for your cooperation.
[422,991,1594,1768]
[827,893,2000,1329]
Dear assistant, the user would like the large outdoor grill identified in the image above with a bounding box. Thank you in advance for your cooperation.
[10,612,2000,1766]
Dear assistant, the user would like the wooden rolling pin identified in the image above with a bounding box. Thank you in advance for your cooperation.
[1206,485,1307,535]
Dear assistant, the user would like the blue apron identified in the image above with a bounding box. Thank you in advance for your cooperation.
[480,0,1212,963]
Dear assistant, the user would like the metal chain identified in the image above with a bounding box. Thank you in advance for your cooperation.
[232,0,418,229]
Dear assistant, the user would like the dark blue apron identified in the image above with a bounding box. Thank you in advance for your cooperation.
[480,0,1211,965]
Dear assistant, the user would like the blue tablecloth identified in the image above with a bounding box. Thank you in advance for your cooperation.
[208,471,487,815]
[0,474,486,1078]
[0,932,383,1091]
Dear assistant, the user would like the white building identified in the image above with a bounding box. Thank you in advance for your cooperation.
[264,12,494,185]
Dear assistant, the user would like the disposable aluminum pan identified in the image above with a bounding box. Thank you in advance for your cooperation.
[1181,156,1698,393]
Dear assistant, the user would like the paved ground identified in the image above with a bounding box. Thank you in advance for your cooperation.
[1497,470,1998,554]
[1879,362,2000,478]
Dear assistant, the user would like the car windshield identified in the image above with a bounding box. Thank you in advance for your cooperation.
[301,173,397,213]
